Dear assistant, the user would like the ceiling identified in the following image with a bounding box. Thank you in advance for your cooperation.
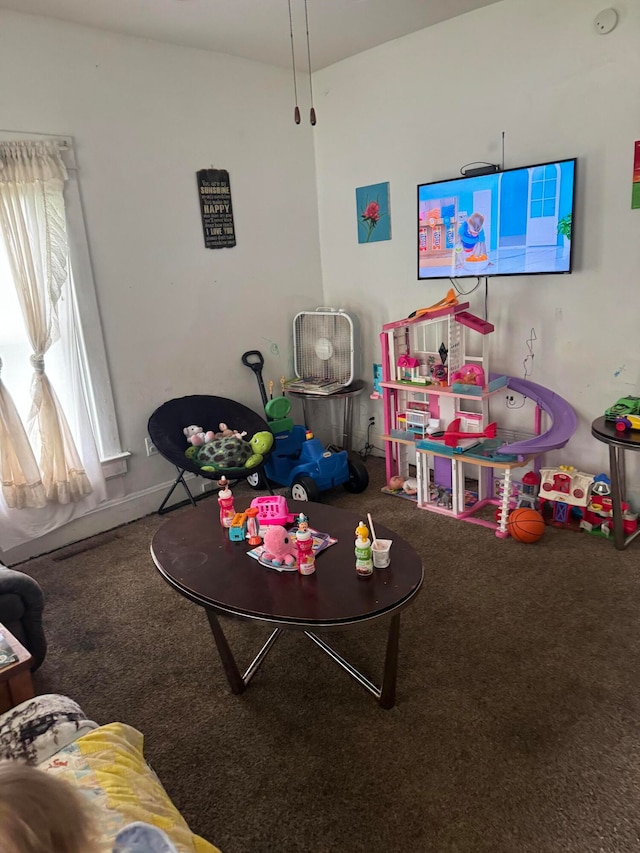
[0,0,503,71]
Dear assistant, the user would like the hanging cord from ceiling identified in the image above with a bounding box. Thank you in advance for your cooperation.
[303,0,316,125]
[287,0,301,124]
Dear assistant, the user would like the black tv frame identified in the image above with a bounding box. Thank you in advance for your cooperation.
[417,157,577,281]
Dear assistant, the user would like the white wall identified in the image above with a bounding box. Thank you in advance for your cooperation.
[0,10,323,562]
[314,0,640,498]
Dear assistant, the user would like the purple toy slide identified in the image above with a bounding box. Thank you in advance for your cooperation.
[495,376,577,459]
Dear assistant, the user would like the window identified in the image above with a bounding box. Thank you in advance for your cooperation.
[0,136,127,553]
[0,136,127,477]
[59,142,128,475]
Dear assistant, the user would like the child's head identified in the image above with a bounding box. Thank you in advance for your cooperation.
[0,761,99,853]
[467,212,485,234]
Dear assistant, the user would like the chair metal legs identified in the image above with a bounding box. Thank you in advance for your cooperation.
[157,465,274,514]
[157,467,197,515]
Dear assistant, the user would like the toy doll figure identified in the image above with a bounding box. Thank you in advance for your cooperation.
[402,477,418,496]
[388,474,406,491]
[295,513,315,575]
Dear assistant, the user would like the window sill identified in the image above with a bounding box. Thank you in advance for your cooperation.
[101,452,131,479]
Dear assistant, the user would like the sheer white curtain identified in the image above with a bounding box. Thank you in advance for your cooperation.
[0,360,46,509]
[0,140,106,552]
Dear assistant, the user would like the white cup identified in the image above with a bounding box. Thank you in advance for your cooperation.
[372,538,392,568]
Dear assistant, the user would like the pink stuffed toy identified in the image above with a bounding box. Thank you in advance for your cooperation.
[262,525,297,567]
[183,425,215,446]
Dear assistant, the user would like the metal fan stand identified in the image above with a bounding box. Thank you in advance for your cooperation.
[289,307,363,452]
[285,379,366,454]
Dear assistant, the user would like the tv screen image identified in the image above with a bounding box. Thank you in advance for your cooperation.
[417,158,576,279]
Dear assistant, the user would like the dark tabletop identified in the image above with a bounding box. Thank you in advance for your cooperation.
[151,501,423,627]
[592,416,640,450]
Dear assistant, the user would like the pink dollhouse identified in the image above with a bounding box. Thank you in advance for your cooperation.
[378,299,577,538]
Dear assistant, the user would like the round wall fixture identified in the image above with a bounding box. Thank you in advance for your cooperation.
[594,8,618,34]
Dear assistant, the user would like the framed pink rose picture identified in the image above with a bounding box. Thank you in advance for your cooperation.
[356,182,391,244]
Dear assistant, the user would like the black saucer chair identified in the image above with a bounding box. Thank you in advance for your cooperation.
[148,395,274,514]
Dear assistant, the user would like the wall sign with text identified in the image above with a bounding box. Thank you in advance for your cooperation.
[196,168,236,249]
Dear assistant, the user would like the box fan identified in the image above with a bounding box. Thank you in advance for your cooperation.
[292,308,359,392]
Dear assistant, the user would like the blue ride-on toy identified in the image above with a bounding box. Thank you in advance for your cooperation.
[242,351,369,502]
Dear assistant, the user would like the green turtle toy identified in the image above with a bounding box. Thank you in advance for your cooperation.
[190,430,273,472]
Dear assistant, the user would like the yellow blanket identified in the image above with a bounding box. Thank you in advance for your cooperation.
[40,722,220,853]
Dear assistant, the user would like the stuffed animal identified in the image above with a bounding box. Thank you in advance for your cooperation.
[216,423,247,439]
[183,425,215,447]
[261,525,297,567]
[194,430,274,471]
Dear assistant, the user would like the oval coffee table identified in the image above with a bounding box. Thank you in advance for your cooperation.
[151,501,423,708]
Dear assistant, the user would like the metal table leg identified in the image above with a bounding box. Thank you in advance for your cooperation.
[301,398,310,432]
[343,395,354,453]
[304,613,402,709]
[205,608,282,694]
[609,444,626,549]
[608,444,640,551]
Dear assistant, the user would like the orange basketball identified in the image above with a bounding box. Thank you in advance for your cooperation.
[507,508,545,543]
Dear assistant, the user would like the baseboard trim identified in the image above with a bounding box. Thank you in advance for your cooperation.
[2,473,209,566]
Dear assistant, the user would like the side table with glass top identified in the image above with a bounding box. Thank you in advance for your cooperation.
[286,380,366,454]
[591,416,640,550]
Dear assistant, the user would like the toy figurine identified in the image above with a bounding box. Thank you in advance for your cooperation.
[217,477,235,528]
[387,475,418,496]
[354,521,373,577]
[295,512,315,575]
[430,342,449,386]
[403,477,418,495]
[388,475,405,491]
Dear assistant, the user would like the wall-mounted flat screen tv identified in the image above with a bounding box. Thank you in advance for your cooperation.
[417,158,576,279]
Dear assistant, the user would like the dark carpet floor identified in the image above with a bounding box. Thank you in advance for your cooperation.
[20,457,640,853]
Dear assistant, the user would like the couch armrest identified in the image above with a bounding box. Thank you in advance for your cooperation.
[0,693,98,764]
[0,565,46,670]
